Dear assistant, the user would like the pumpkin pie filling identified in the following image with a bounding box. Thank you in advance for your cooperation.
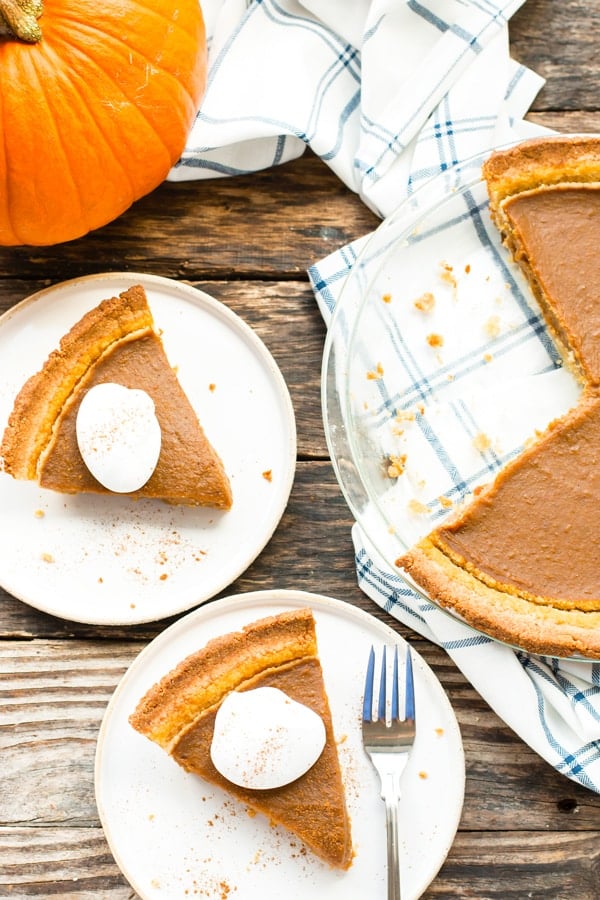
[502,185,600,382]
[129,608,353,870]
[431,392,600,612]
[398,135,600,658]
[0,284,233,508]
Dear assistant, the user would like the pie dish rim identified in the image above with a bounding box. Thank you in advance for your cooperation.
[322,136,600,661]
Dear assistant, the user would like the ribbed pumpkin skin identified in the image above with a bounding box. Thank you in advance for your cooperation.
[0,0,206,246]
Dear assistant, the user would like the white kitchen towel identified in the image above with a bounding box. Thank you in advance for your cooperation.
[171,0,600,792]
[355,528,600,793]
[171,0,535,216]
[311,188,600,794]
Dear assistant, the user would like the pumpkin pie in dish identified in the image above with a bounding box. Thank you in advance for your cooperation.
[398,135,600,659]
[0,284,232,509]
[129,607,353,870]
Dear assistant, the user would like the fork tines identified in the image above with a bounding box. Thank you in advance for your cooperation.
[362,644,415,725]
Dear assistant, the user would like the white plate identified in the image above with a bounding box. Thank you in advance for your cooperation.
[95,589,465,900]
[0,274,296,624]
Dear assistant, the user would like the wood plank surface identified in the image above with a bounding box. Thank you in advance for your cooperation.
[512,0,600,112]
[1,2,599,897]
[2,640,599,897]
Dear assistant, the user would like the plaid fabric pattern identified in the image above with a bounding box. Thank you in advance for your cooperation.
[170,0,533,206]
[355,534,600,792]
[171,1,600,790]
[305,7,600,794]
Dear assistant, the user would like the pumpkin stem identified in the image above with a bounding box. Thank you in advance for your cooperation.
[0,0,43,42]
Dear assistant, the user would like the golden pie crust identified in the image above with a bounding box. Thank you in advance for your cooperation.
[129,608,353,870]
[398,135,600,658]
[0,284,232,509]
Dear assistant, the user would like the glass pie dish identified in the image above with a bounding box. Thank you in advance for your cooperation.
[321,149,585,656]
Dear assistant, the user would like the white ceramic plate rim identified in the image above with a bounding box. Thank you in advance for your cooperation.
[95,589,465,900]
[0,273,296,624]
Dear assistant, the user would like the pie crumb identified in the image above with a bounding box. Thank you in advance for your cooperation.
[485,315,501,338]
[473,432,492,452]
[414,291,435,313]
[366,362,384,380]
[439,261,457,290]
[387,454,407,478]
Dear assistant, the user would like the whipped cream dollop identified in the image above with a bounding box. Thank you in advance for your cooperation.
[210,687,327,790]
[76,383,161,493]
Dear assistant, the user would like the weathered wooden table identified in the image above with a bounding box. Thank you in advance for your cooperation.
[1,2,599,896]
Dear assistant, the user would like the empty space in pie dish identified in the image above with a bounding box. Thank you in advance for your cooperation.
[323,153,583,576]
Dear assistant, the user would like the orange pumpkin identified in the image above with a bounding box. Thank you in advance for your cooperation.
[0,0,207,246]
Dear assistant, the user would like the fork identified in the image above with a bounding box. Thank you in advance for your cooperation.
[362,644,416,900]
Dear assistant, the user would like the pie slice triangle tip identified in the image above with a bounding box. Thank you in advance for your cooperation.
[129,608,354,870]
[0,284,232,509]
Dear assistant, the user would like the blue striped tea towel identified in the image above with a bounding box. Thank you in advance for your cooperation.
[173,0,600,792]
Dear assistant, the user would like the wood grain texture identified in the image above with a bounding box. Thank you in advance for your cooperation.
[0,3,599,896]
[2,640,599,832]
[0,278,329,464]
[0,156,378,283]
[1,641,599,898]
[2,826,598,899]
[512,0,600,113]
[0,459,362,640]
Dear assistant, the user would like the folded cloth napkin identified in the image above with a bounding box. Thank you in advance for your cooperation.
[171,0,538,208]
[172,0,600,793]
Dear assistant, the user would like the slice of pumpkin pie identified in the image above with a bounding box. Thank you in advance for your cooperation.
[129,608,353,870]
[398,135,600,659]
[0,284,232,508]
